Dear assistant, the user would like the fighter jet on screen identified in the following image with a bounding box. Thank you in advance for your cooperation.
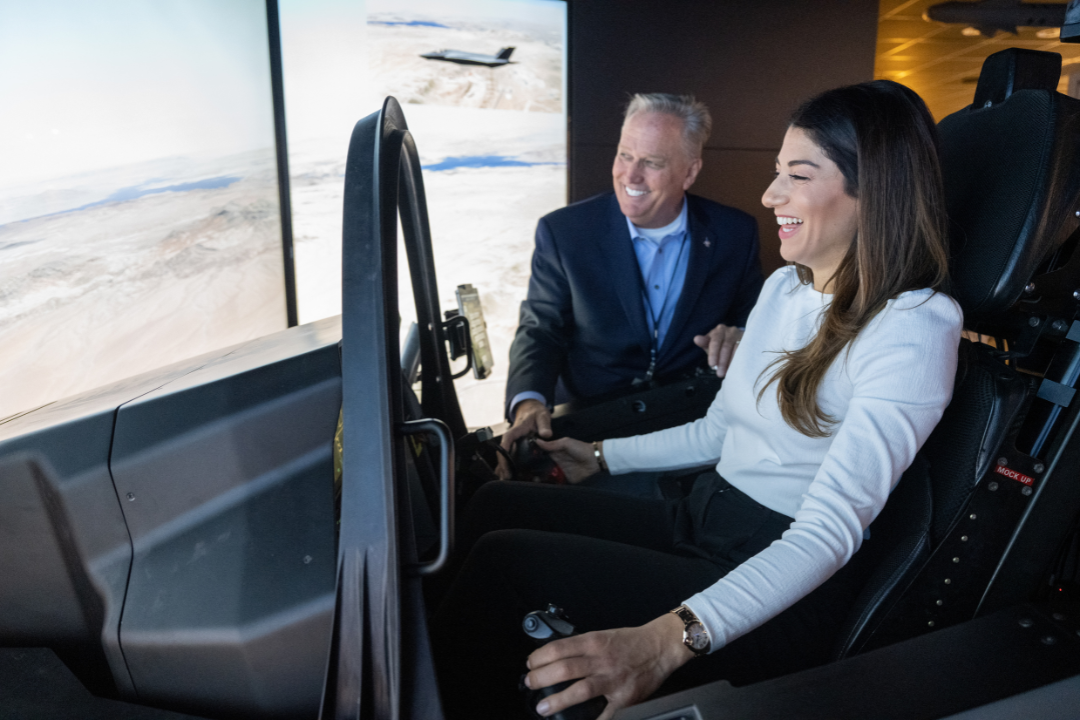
[420,46,515,67]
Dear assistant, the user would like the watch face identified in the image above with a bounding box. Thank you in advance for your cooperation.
[688,622,709,651]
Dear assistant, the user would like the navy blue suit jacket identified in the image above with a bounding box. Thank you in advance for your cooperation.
[506,192,764,411]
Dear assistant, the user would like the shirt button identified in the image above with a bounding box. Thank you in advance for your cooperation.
[654,285,660,289]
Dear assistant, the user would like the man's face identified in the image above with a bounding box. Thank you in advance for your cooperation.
[612,111,702,229]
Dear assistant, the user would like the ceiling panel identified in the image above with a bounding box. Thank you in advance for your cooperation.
[876,0,1080,120]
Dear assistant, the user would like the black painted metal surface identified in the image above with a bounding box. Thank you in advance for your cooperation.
[0,317,346,718]
[619,603,1080,720]
[0,648,209,720]
[326,97,453,720]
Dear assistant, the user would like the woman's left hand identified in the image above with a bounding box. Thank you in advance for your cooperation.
[523,613,694,719]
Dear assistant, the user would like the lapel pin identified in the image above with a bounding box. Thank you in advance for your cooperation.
[703,239,711,248]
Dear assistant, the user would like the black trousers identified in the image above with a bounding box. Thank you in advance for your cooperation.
[429,477,863,720]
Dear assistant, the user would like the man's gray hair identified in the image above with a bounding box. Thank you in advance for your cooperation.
[624,93,712,159]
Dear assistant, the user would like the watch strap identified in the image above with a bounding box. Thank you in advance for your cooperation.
[592,441,608,472]
[670,605,710,657]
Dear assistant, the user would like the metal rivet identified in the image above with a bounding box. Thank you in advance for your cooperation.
[928,620,936,627]
[126,493,135,501]
[961,535,969,542]
[1053,613,1065,621]
[970,513,977,520]
[984,100,993,108]
[936,600,943,606]
[944,578,952,584]
[1074,289,1080,301]
[1029,316,1041,327]
[988,481,999,492]
[1042,635,1057,645]
[1019,618,1034,628]
[1076,210,1080,218]
[1034,463,1045,473]
[1053,319,1069,332]
[303,555,312,564]
[1022,486,1033,496]
[997,457,1008,467]
[1025,283,1037,294]
[953,557,961,563]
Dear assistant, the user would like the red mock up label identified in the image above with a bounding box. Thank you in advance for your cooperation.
[994,465,1034,486]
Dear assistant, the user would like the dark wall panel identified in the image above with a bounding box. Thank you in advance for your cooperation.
[569,0,879,274]
[694,148,786,274]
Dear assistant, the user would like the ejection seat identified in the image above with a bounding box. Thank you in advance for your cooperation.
[830,47,1080,658]
[621,47,1080,719]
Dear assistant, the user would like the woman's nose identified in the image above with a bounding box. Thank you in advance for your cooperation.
[762,176,784,209]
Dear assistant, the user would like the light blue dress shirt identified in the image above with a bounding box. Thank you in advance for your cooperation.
[510,200,690,418]
[626,199,690,353]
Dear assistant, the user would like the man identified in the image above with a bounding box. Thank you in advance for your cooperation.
[500,93,763,487]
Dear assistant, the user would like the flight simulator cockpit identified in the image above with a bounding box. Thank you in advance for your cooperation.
[3,15,1080,720]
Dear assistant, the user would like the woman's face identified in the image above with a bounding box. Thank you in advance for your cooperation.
[762,126,859,292]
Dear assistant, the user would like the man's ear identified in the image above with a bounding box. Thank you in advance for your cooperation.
[683,156,703,190]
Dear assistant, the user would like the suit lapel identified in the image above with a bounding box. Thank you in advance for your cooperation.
[599,195,651,353]
[662,196,714,360]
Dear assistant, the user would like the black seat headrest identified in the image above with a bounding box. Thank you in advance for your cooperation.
[973,48,1062,109]
[937,49,1080,333]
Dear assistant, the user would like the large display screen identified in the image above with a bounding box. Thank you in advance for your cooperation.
[281,0,567,427]
[0,1,288,420]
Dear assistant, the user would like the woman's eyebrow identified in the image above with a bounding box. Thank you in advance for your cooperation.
[787,159,821,169]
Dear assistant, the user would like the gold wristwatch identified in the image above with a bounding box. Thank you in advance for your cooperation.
[670,605,710,657]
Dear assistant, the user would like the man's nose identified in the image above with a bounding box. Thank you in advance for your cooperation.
[625,160,644,183]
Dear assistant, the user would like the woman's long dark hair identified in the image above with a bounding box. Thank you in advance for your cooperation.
[760,80,951,437]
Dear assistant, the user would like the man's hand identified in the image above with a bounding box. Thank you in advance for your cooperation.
[693,324,744,378]
[497,399,553,480]
[523,613,694,719]
[534,437,600,484]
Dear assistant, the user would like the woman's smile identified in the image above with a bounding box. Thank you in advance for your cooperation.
[776,215,804,240]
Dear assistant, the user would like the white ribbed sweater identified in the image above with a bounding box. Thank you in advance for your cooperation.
[605,266,963,651]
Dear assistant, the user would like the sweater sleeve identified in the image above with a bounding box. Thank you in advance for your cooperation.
[600,269,794,474]
[683,292,963,651]
[603,392,728,474]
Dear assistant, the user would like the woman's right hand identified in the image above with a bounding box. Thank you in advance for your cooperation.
[534,437,600,483]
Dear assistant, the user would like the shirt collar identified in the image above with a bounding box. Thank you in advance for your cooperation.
[625,197,688,244]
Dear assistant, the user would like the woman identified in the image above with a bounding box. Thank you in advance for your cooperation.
[430,80,962,720]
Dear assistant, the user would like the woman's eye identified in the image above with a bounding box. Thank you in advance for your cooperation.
[789,174,809,182]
